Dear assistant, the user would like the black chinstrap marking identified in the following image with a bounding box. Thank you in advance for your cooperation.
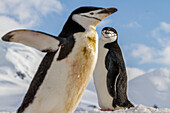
[81,15,101,21]
[102,27,117,33]
[101,32,115,39]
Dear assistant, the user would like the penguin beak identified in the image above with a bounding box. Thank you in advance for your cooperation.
[97,8,117,20]
[98,8,118,15]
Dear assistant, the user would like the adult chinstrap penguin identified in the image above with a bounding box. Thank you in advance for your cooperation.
[93,27,134,111]
[2,7,117,113]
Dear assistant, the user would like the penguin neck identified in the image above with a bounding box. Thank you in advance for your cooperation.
[104,41,118,49]
[104,41,121,53]
[59,17,85,37]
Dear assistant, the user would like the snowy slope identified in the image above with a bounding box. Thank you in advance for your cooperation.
[126,67,145,81]
[0,40,44,112]
[128,68,170,108]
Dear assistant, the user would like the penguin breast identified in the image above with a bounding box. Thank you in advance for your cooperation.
[63,31,98,112]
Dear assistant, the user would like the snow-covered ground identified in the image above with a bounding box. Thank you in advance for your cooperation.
[0,40,170,112]
[75,105,170,113]
[1,105,170,113]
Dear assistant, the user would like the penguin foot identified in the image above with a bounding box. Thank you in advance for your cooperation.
[100,109,113,111]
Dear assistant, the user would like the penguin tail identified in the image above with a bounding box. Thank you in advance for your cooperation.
[113,99,134,109]
[126,100,134,108]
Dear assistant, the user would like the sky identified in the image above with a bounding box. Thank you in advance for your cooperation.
[0,0,170,74]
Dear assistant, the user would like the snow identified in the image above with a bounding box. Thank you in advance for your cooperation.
[128,68,170,108]
[126,67,145,81]
[1,105,170,113]
[1,40,170,112]
[75,105,170,113]
[0,40,43,112]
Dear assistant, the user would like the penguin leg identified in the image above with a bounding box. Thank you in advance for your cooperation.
[1,29,59,52]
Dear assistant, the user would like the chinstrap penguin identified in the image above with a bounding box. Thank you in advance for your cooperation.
[93,27,134,111]
[2,7,117,113]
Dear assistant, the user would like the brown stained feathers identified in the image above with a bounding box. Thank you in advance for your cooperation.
[64,35,97,112]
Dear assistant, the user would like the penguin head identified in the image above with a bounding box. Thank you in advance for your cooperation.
[100,27,118,43]
[71,7,117,29]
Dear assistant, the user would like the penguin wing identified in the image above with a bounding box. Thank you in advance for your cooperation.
[1,29,59,52]
[105,53,120,98]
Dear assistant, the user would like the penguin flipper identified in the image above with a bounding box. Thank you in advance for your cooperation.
[115,70,134,108]
[1,29,59,52]
[105,55,120,99]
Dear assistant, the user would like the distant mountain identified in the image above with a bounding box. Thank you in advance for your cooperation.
[126,67,145,81]
[128,68,170,108]
[0,41,44,79]
[0,40,43,112]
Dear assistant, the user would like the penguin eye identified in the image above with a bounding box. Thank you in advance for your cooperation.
[90,12,94,15]
[105,31,110,34]
[112,33,116,37]
[102,30,106,34]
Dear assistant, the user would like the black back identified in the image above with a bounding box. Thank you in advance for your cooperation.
[17,6,102,113]
[104,41,134,108]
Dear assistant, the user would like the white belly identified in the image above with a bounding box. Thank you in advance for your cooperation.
[23,31,98,113]
[93,39,114,110]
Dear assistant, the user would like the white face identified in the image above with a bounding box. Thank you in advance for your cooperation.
[100,30,117,43]
[72,9,109,29]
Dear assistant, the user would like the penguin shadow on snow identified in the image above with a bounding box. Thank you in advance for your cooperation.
[93,27,134,111]
[1,7,117,113]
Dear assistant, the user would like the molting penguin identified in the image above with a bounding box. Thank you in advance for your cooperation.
[1,7,117,113]
[93,27,134,111]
